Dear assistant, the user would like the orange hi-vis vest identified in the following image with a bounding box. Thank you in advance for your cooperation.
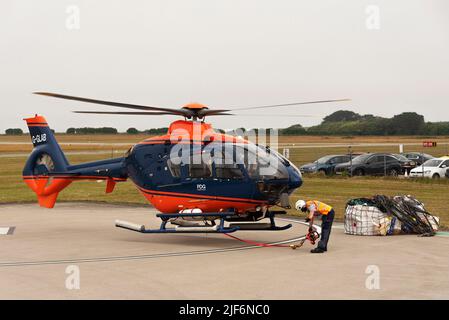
[306,200,333,215]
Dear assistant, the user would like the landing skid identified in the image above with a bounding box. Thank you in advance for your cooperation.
[115,210,291,234]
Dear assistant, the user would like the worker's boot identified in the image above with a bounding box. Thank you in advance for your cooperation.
[310,247,325,253]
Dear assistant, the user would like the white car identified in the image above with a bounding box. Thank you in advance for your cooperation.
[410,156,449,179]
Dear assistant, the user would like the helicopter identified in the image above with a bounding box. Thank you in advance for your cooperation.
[23,92,348,234]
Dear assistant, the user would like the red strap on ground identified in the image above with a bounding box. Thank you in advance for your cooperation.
[223,233,294,248]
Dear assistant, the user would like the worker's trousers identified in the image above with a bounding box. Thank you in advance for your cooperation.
[317,209,335,251]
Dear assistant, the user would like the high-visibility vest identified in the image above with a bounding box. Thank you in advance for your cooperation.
[306,200,333,215]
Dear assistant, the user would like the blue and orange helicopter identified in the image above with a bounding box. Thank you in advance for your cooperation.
[23,93,348,234]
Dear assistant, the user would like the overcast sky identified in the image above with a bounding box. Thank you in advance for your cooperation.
[1,0,448,132]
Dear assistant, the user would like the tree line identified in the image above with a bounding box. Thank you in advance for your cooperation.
[3,127,169,135]
[65,127,168,134]
[280,111,449,136]
[125,127,168,135]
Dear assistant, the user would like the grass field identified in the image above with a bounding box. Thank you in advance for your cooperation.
[1,134,448,227]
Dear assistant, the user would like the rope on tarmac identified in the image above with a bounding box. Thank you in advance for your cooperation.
[223,233,303,248]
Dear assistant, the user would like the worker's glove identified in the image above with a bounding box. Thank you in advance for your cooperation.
[308,227,314,233]
[305,217,311,223]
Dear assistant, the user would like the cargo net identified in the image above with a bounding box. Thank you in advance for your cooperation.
[344,195,439,236]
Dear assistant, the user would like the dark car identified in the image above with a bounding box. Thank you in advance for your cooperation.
[392,154,417,174]
[300,154,356,176]
[334,153,404,176]
[401,152,434,166]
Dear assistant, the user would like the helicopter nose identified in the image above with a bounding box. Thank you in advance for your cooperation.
[288,163,303,189]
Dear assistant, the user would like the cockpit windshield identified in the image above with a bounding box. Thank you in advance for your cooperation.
[168,142,289,180]
[210,143,288,179]
[233,143,289,179]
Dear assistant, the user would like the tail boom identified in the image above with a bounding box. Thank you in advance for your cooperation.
[23,115,127,208]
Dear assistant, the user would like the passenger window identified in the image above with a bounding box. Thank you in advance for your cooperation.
[213,151,244,179]
[167,158,181,178]
[215,164,243,179]
[189,161,212,178]
[168,146,213,179]
[188,148,212,178]
[441,160,449,167]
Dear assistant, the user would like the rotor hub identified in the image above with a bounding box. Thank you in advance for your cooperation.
[181,103,209,120]
[182,103,208,111]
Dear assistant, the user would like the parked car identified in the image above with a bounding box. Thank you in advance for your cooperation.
[334,153,404,176]
[392,154,417,174]
[400,152,434,166]
[300,154,358,175]
[409,156,449,179]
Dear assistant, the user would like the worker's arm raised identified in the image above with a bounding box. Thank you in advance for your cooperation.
[305,203,317,221]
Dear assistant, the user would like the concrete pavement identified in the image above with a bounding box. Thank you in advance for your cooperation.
[0,203,448,299]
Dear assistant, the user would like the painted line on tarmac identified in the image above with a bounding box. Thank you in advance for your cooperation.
[0,220,312,268]
[0,227,15,235]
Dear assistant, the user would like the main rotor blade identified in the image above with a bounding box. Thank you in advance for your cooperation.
[230,98,351,111]
[234,114,318,117]
[73,111,176,115]
[199,109,232,116]
[203,112,234,116]
[74,110,314,117]
[34,92,188,116]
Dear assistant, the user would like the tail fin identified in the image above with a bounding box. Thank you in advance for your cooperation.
[23,115,71,208]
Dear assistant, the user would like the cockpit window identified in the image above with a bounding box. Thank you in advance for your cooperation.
[204,142,288,179]
[245,144,288,179]
[213,151,244,179]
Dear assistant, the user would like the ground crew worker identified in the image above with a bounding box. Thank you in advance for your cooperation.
[295,199,335,253]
